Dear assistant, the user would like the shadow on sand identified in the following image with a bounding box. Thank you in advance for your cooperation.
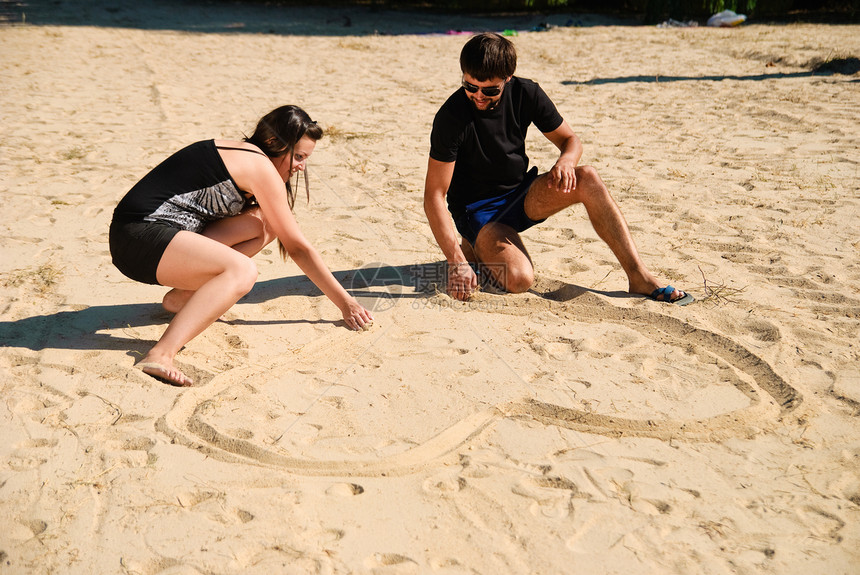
[3,0,626,36]
[0,261,613,353]
[0,262,439,352]
[563,63,860,84]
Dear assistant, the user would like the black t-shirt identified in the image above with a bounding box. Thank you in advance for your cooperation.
[429,76,563,215]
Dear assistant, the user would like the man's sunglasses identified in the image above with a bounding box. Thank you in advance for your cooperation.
[462,79,505,97]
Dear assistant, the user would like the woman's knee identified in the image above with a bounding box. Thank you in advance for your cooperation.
[245,206,277,246]
[227,256,258,295]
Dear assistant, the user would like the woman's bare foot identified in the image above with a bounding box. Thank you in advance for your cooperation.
[137,355,192,386]
[162,288,195,313]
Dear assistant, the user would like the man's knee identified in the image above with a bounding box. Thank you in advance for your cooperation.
[576,165,603,188]
[489,262,533,293]
[575,165,613,205]
[506,266,534,293]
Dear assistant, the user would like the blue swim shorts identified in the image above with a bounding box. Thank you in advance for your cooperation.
[453,167,544,246]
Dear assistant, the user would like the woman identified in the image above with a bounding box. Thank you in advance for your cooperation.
[110,105,373,386]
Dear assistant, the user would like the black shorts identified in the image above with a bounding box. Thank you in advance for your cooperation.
[109,219,181,285]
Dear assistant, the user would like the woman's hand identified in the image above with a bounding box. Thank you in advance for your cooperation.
[448,262,478,301]
[341,298,374,331]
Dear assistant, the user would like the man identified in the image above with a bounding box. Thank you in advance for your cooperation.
[423,32,693,305]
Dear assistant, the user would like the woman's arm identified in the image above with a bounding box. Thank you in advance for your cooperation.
[226,149,373,329]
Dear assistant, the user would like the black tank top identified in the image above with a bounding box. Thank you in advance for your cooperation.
[113,140,266,232]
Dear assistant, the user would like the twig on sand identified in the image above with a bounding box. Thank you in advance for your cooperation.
[80,391,123,425]
[698,266,745,305]
[590,269,614,290]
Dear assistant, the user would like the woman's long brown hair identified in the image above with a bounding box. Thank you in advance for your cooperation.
[244,105,324,259]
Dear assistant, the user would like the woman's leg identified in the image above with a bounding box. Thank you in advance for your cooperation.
[203,206,275,256]
[162,208,275,313]
[139,219,266,385]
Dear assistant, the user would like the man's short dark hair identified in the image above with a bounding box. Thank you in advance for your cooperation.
[459,32,517,81]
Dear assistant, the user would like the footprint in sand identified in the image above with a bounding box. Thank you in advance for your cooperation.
[326,482,364,496]
[511,475,579,519]
[422,469,467,494]
[363,553,418,572]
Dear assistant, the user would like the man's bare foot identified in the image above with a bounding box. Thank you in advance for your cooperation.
[137,360,192,386]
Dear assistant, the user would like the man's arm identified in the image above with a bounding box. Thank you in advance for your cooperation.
[424,158,465,264]
[543,120,583,192]
[423,157,477,300]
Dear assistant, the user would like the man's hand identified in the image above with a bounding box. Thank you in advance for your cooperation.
[543,122,582,194]
[448,262,478,301]
[549,156,578,193]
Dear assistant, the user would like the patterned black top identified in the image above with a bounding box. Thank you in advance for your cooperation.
[113,140,248,233]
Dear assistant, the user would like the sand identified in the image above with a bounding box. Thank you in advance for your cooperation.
[1,2,859,573]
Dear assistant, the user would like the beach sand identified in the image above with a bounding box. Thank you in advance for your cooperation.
[1,2,859,573]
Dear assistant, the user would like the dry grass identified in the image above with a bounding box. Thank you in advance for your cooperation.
[1,263,63,294]
[809,54,860,75]
[60,146,87,161]
[697,265,745,306]
[324,124,381,144]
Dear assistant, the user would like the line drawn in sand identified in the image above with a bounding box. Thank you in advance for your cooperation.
[157,276,803,477]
